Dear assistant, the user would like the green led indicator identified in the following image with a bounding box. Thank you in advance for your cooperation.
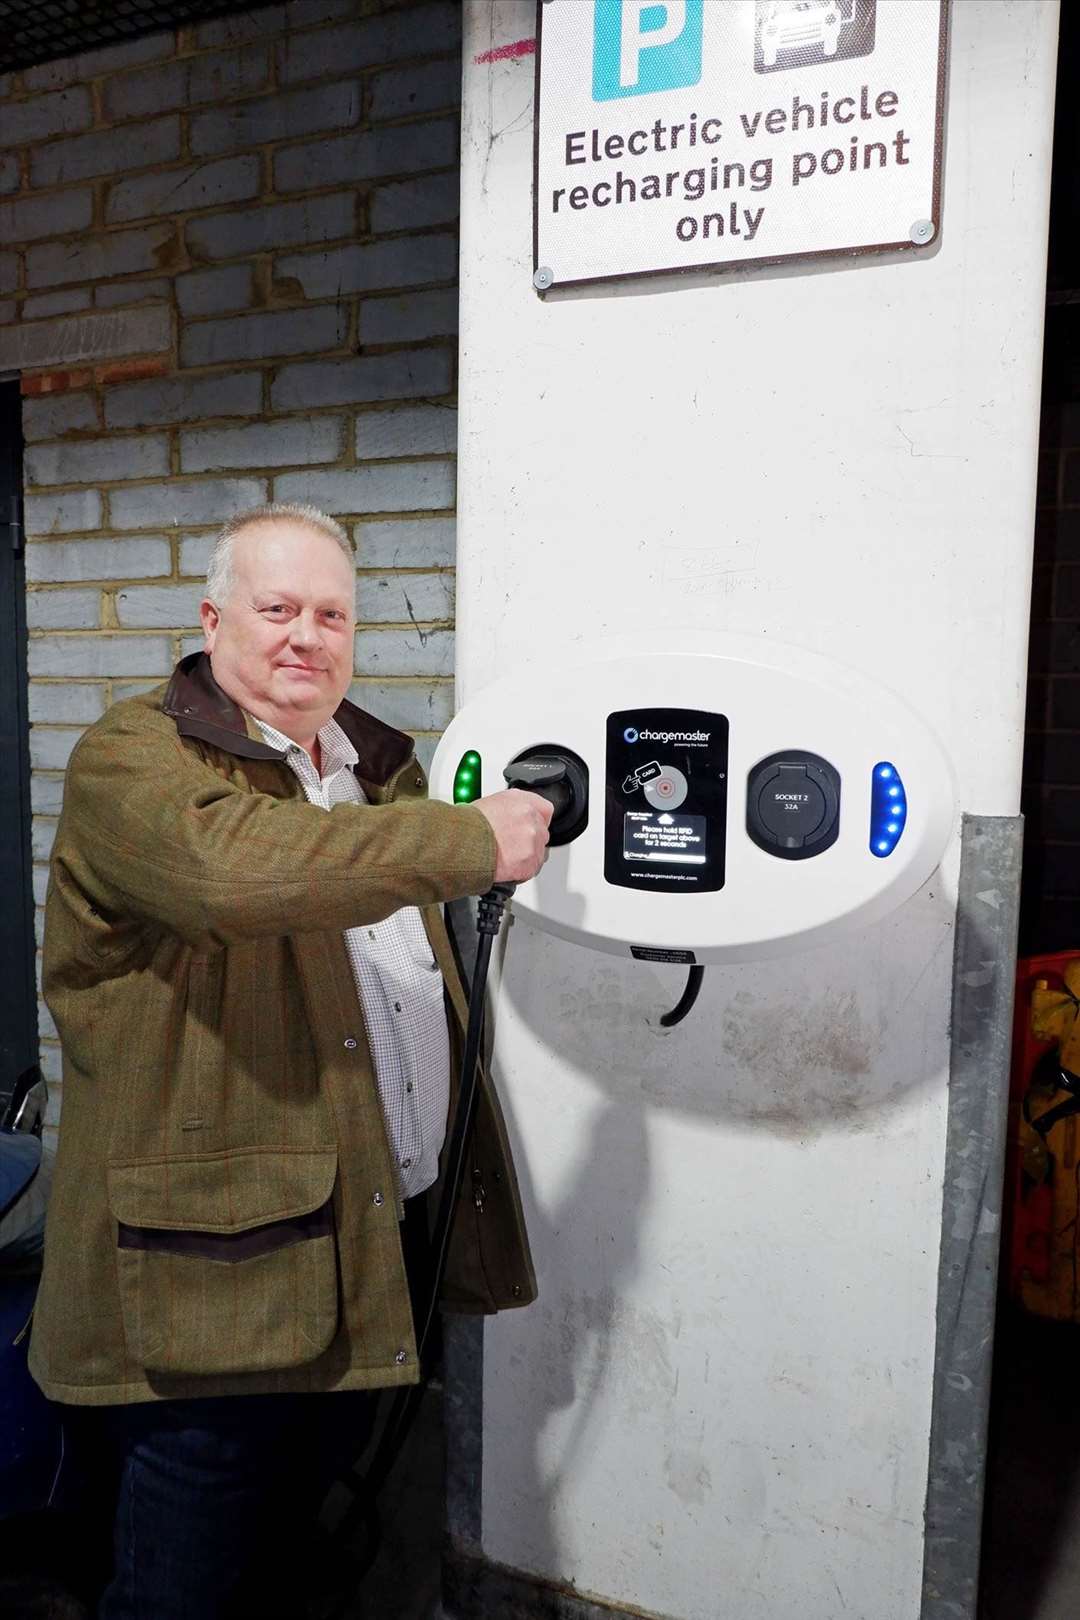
[454,750,482,803]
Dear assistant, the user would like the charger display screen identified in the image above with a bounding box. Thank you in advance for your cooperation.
[605,708,728,894]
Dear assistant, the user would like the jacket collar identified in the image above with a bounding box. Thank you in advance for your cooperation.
[162,652,414,787]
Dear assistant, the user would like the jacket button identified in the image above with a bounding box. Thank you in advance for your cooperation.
[512,1283,522,1298]
[373,1191,384,1207]
[344,1037,358,1050]
[414,775,423,788]
[395,1348,408,1365]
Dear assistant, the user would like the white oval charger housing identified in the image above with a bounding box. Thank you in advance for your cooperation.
[431,635,955,963]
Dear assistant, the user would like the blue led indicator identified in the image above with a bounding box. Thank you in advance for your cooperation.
[870,761,907,858]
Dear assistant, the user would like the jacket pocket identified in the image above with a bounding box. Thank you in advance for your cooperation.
[107,1147,339,1377]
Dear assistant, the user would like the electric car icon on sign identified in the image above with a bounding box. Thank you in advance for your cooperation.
[761,0,843,67]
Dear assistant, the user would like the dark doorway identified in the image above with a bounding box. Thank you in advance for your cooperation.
[0,378,38,1117]
[980,7,1080,1617]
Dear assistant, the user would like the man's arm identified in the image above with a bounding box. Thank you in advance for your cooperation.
[56,704,544,949]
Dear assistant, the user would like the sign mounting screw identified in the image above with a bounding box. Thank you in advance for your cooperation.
[910,219,936,245]
[533,266,554,291]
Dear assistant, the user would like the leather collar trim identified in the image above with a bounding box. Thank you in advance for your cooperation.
[162,653,414,786]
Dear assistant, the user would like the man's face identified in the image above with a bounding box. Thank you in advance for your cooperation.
[200,520,356,740]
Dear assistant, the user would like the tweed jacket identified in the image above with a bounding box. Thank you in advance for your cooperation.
[30,653,536,1407]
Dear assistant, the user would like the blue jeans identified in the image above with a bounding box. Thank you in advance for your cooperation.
[70,1390,378,1620]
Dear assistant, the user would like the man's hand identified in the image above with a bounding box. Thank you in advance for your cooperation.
[473,789,553,884]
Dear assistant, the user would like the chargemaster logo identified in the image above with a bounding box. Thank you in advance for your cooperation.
[626,726,710,744]
[593,0,705,102]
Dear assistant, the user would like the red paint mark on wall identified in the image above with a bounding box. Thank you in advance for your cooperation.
[474,38,537,65]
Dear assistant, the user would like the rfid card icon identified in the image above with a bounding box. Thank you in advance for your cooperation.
[593,0,704,101]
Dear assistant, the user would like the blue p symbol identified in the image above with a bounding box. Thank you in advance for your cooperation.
[593,0,704,101]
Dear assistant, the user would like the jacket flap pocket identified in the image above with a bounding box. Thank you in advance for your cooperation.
[107,1147,338,1234]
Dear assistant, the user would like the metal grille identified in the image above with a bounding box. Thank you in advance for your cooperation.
[0,1,261,73]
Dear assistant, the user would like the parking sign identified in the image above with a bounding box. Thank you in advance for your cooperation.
[535,0,948,288]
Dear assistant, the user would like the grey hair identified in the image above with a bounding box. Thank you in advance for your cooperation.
[205,502,355,607]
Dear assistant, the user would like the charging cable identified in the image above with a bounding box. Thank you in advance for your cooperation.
[325,883,515,1611]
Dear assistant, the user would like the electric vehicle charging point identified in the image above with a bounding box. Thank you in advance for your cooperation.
[444,5,1058,1618]
[431,635,955,966]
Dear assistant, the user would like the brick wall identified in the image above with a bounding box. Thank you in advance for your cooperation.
[0,0,462,1131]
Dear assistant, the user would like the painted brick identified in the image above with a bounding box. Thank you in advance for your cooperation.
[356,572,454,624]
[180,635,207,660]
[112,680,167,702]
[186,194,355,260]
[277,5,460,84]
[30,117,181,187]
[195,8,286,50]
[0,299,13,321]
[104,45,269,122]
[349,679,453,733]
[26,537,171,583]
[0,188,94,244]
[26,432,170,487]
[189,43,274,105]
[101,59,187,121]
[357,406,457,460]
[275,118,456,193]
[354,626,454,678]
[0,306,172,374]
[361,289,458,344]
[38,1042,61,1086]
[271,349,452,411]
[26,590,100,630]
[175,264,253,319]
[275,234,456,299]
[22,288,93,319]
[28,635,173,678]
[115,584,204,628]
[32,776,65,816]
[180,416,343,473]
[94,279,170,308]
[370,172,458,233]
[107,155,260,225]
[32,868,49,909]
[29,727,85,769]
[110,477,267,530]
[25,490,102,534]
[0,153,18,194]
[0,87,92,148]
[275,461,454,514]
[355,517,455,567]
[0,253,17,295]
[371,58,461,122]
[412,735,437,771]
[39,1003,58,1042]
[27,225,176,290]
[23,33,174,93]
[33,820,57,863]
[181,305,348,368]
[105,371,263,429]
[179,535,214,577]
[191,81,361,158]
[22,392,98,442]
[28,683,107,724]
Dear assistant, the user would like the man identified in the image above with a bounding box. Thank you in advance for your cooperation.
[30,503,552,1618]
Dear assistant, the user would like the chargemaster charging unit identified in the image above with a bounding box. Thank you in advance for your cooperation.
[436,5,1059,1618]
